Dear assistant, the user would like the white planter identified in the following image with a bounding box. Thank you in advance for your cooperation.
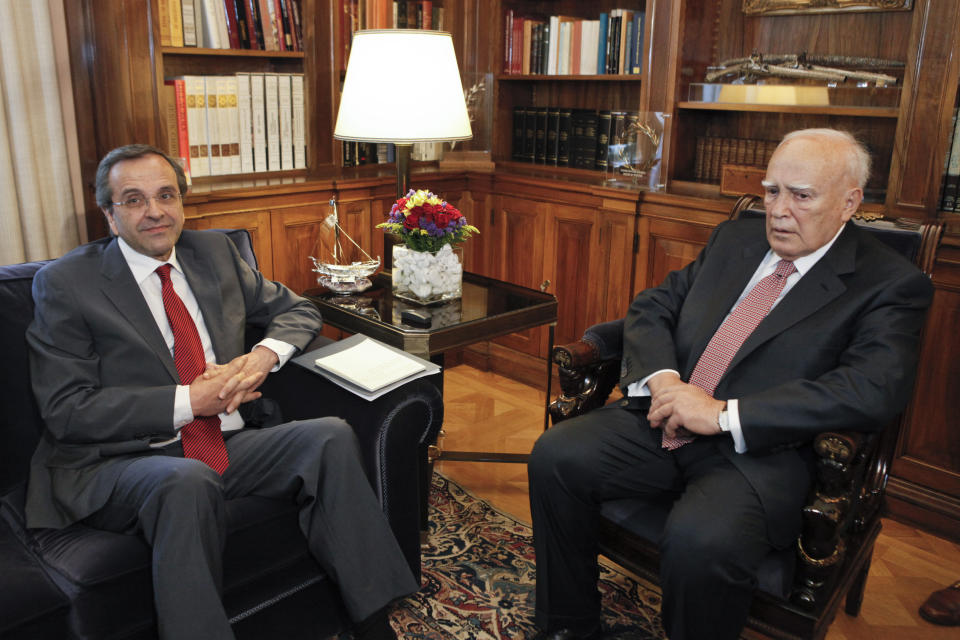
[392,244,463,305]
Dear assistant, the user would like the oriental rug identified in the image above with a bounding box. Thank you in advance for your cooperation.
[390,473,666,639]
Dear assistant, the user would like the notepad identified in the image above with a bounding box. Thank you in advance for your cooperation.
[313,337,427,392]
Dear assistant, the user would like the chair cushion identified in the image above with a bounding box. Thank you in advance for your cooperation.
[600,498,795,599]
[26,496,321,638]
[0,519,68,639]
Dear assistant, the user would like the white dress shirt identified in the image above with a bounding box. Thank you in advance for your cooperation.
[627,223,846,452]
[117,238,295,441]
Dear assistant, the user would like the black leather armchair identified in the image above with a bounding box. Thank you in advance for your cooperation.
[548,203,940,639]
[0,229,443,640]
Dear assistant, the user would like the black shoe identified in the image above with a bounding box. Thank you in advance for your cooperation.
[532,627,603,640]
[350,607,396,640]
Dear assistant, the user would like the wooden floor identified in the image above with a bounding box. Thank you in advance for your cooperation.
[436,364,960,640]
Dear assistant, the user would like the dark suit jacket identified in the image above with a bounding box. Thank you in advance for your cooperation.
[24,230,323,530]
[620,217,933,545]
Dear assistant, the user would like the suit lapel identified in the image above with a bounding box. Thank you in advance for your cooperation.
[723,225,857,375]
[176,240,228,362]
[99,240,179,381]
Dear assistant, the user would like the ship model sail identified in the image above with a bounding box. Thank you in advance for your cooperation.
[309,197,380,294]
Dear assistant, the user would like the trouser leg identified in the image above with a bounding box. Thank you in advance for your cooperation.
[659,442,772,640]
[528,405,681,633]
[224,418,418,622]
[84,455,231,640]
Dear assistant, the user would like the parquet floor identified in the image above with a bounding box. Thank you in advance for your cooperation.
[436,364,960,639]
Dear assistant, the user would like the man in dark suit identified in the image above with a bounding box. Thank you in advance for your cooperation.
[528,129,934,640]
[25,144,416,640]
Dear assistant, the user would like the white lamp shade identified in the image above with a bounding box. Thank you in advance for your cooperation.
[334,30,473,143]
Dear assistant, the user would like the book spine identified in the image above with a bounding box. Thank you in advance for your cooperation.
[218,75,241,173]
[203,77,222,175]
[236,73,254,173]
[250,74,267,171]
[217,0,240,49]
[595,109,611,170]
[546,106,560,166]
[172,79,190,173]
[214,0,231,48]
[291,74,306,169]
[258,0,278,50]
[421,0,432,29]
[183,76,210,177]
[535,106,548,163]
[547,16,559,75]
[572,109,598,169]
[278,74,294,170]
[942,105,960,211]
[523,106,537,162]
[290,0,303,50]
[182,0,198,46]
[162,81,180,160]
[159,0,172,46]
[244,0,262,48]
[557,108,572,167]
[597,13,608,74]
[399,0,409,29]
[272,0,287,50]
[512,107,525,161]
[264,73,281,170]
[233,0,251,49]
[278,0,294,50]
[193,0,206,47]
[632,12,645,74]
[201,0,222,48]
[169,0,185,46]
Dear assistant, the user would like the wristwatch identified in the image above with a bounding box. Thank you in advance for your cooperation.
[717,402,730,433]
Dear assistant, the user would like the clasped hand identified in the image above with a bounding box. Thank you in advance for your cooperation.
[646,372,725,438]
[188,346,279,417]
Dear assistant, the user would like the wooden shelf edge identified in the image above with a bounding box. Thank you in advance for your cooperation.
[677,101,899,118]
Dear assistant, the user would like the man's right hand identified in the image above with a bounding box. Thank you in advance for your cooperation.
[188,355,261,417]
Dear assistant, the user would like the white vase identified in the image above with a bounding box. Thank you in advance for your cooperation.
[392,244,463,305]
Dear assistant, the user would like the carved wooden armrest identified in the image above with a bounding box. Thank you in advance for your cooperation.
[549,339,621,425]
[792,429,877,609]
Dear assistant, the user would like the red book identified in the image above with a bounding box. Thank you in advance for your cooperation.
[273,0,287,50]
[222,0,241,49]
[168,79,191,174]
[243,0,261,49]
[512,17,524,75]
[503,10,514,74]
[421,0,432,29]
[288,0,302,51]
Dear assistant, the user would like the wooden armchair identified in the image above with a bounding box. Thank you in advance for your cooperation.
[548,201,941,639]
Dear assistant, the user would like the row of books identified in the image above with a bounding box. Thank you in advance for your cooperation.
[340,141,443,167]
[340,1,446,71]
[503,9,645,76]
[940,105,960,212]
[158,0,304,51]
[164,73,306,178]
[694,137,779,184]
[512,107,641,171]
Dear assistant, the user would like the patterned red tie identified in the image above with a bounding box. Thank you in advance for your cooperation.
[156,264,229,473]
[662,259,797,450]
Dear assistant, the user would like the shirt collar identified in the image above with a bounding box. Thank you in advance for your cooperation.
[772,222,846,276]
[116,236,183,285]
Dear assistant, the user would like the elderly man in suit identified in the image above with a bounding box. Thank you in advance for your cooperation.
[528,129,934,640]
[25,144,417,640]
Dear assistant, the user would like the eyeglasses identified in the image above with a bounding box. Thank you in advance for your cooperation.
[111,192,182,213]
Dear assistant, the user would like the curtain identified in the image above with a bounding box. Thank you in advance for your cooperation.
[0,0,83,266]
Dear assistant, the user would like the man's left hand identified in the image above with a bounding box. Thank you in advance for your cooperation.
[203,346,279,413]
[647,382,725,438]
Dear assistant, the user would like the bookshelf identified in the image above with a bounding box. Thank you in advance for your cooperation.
[666,0,915,204]
[492,0,651,179]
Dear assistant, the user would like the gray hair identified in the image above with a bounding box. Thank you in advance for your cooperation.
[780,128,871,189]
[95,144,188,210]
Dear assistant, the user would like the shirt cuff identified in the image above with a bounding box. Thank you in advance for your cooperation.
[255,338,297,371]
[626,369,680,397]
[174,385,194,429]
[726,398,747,453]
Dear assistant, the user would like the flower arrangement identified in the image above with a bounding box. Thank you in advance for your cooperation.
[377,189,479,253]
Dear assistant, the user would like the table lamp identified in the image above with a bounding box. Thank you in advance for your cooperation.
[334,29,473,199]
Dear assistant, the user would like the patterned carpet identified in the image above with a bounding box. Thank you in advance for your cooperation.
[391,474,666,639]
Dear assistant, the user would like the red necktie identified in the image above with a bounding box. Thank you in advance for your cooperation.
[662,259,797,450]
[156,264,229,473]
